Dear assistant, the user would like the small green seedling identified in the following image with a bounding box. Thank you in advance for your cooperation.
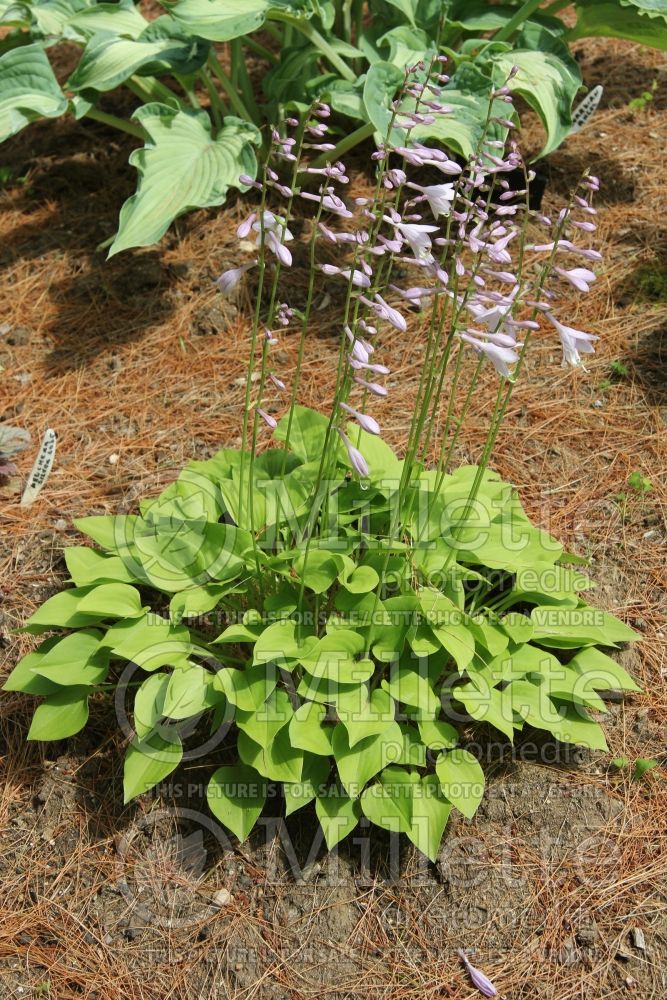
[628,79,658,111]
[627,470,652,494]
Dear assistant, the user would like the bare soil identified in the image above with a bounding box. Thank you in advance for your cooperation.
[0,35,666,1000]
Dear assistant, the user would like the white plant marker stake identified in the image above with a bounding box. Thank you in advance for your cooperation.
[570,85,604,134]
[20,429,56,507]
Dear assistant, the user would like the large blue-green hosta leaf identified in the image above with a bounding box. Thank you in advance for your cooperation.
[0,43,67,142]
[109,106,260,257]
[67,15,210,93]
[570,1,667,48]
[491,23,582,158]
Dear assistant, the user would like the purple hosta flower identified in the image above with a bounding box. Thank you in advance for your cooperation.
[553,266,597,293]
[358,294,407,333]
[337,428,369,478]
[257,408,277,429]
[393,221,439,262]
[313,102,330,118]
[245,211,293,266]
[216,260,257,294]
[320,264,370,288]
[276,303,293,327]
[532,239,602,262]
[348,358,390,375]
[271,130,296,160]
[467,285,519,334]
[460,332,521,378]
[406,181,456,219]
[354,376,388,396]
[487,229,518,265]
[546,312,598,368]
[238,173,262,190]
[269,373,285,391]
[383,168,407,189]
[340,402,380,435]
[307,121,328,138]
[457,950,498,997]
[301,189,353,218]
[306,162,348,183]
[390,284,435,303]
[345,328,371,365]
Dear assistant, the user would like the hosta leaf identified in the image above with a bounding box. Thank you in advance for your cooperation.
[109,107,260,256]
[436,749,485,819]
[0,43,67,143]
[103,612,193,670]
[27,686,90,740]
[3,638,63,696]
[492,24,582,157]
[284,754,330,816]
[409,773,452,862]
[163,665,220,719]
[289,700,333,755]
[361,766,417,834]
[454,681,515,741]
[299,629,368,683]
[22,587,107,633]
[382,668,440,719]
[164,0,272,41]
[237,726,304,783]
[235,688,293,748]
[29,629,110,687]
[133,672,170,740]
[571,1,667,49]
[123,733,183,801]
[339,688,396,748]
[363,60,406,142]
[77,583,145,619]
[545,704,608,751]
[214,663,278,712]
[332,720,403,796]
[67,1,149,40]
[67,16,209,93]
[64,547,139,587]
[273,405,330,463]
[569,647,641,692]
[418,718,459,751]
[380,0,419,26]
[315,785,361,849]
[207,764,267,842]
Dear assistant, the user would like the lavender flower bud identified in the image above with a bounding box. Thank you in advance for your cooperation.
[340,402,380,435]
[337,429,369,478]
[257,408,277,429]
[457,950,498,997]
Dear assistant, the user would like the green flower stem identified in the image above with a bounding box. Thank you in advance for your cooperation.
[302,122,376,175]
[232,39,261,123]
[126,75,179,105]
[81,107,146,140]
[207,52,254,122]
[243,36,279,64]
[493,0,545,42]
[269,11,356,82]
[198,70,225,131]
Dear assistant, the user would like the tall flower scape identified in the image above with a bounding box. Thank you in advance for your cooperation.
[6,62,640,861]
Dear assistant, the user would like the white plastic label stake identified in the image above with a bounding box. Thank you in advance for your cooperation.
[570,85,603,134]
[20,428,56,507]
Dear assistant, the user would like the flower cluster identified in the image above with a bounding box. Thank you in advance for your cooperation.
[215,62,602,481]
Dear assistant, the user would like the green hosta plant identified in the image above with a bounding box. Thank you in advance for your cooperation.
[2,0,667,253]
[5,76,641,860]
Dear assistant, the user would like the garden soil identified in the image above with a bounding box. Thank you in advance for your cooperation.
[0,33,666,1000]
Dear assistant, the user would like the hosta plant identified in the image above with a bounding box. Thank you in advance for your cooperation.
[5,70,641,859]
[1,0,667,254]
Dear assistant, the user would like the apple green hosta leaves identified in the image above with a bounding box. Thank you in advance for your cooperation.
[123,732,183,800]
[207,764,267,842]
[436,749,485,820]
[67,16,210,94]
[11,409,643,860]
[0,44,67,143]
[109,107,260,256]
[28,686,90,740]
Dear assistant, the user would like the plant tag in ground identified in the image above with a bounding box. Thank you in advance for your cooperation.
[570,85,603,134]
[20,428,56,507]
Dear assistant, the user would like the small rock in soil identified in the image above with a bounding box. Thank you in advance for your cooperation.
[631,927,646,951]
[212,888,232,908]
[7,325,33,346]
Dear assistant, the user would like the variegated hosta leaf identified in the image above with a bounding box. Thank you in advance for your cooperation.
[163,0,315,42]
[67,15,210,93]
[0,43,67,143]
[109,106,261,256]
[571,0,667,49]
